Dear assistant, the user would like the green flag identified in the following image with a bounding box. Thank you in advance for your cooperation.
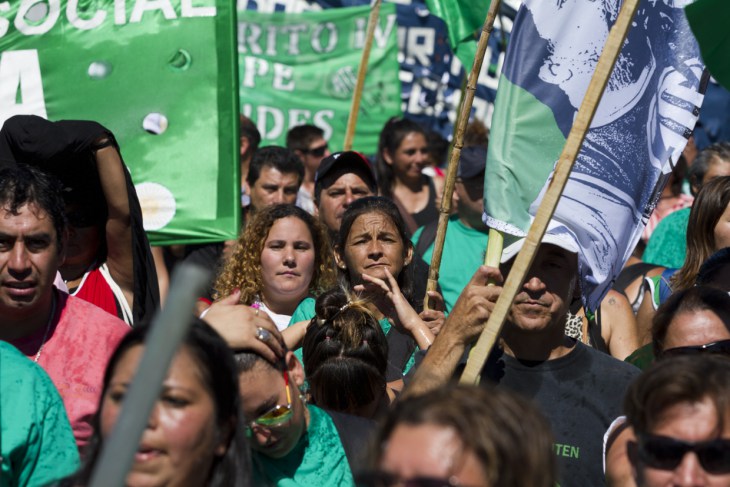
[686,0,730,90]
[238,4,402,153]
[0,1,240,246]
[424,0,489,69]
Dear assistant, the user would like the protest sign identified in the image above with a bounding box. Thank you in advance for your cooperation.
[484,0,707,311]
[238,3,401,152]
[0,0,240,245]
[240,0,517,145]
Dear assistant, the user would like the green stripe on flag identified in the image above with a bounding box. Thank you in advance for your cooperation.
[685,0,730,90]
[424,0,489,69]
[485,75,566,233]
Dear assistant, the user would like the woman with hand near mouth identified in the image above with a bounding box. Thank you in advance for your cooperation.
[59,320,251,487]
[289,197,442,387]
[210,204,336,332]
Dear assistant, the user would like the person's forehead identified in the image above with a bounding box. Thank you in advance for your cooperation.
[307,137,326,149]
[258,166,299,184]
[326,172,371,190]
[0,203,56,234]
[352,212,397,232]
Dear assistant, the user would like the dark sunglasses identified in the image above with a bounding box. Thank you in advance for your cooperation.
[356,471,466,487]
[302,143,328,157]
[661,339,730,358]
[636,434,730,474]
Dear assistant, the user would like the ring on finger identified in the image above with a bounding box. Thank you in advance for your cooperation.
[255,327,272,342]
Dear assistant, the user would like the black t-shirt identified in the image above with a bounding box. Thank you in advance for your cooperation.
[482,342,640,487]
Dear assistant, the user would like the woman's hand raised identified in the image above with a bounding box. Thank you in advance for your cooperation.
[355,269,435,349]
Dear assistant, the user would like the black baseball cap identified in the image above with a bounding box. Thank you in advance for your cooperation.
[314,151,378,199]
[458,146,488,179]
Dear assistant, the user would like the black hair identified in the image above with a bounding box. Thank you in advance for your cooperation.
[652,286,730,357]
[688,142,730,195]
[303,287,388,415]
[286,125,325,153]
[337,196,415,303]
[66,320,251,487]
[375,117,427,198]
[0,164,67,249]
[246,146,304,187]
[240,115,261,157]
[697,247,730,291]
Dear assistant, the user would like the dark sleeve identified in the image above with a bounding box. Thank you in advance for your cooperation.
[325,410,377,475]
[385,328,417,381]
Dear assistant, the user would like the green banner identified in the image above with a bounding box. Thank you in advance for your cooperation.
[0,0,240,246]
[238,4,402,153]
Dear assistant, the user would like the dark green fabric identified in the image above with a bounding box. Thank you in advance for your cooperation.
[625,343,655,370]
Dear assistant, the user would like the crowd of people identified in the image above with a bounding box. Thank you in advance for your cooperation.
[1,111,729,487]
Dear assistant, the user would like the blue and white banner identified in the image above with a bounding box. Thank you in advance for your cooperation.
[484,0,708,310]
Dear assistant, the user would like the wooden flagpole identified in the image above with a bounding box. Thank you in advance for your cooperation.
[460,0,641,384]
[343,0,383,151]
[424,0,502,310]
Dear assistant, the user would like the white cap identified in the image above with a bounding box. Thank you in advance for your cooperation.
[500,234,579,264]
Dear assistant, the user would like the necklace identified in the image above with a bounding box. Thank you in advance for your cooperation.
[34,294,56,363]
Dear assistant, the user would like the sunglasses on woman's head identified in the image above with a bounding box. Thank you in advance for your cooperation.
[636,434,730,474]
[245,371,293,436]
[661,339,730,358]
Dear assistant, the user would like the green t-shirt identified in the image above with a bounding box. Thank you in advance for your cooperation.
[412,215,489,312]
[0,341,80,486]
[252,404,354,486]
[643,207,690,269]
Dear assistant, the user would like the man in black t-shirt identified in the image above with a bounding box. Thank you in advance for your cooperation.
[408,235,640,486]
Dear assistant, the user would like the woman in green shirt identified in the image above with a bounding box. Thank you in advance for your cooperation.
[235,350,374,486]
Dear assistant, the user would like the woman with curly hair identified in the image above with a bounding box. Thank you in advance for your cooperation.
[210,204,336,331]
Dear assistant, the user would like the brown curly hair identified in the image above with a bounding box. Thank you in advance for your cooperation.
[213,204,337,305]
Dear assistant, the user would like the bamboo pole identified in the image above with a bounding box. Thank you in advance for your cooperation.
[460,0,641,384]
[89,264,210,487]
[343,0,383,151]
[424,0,502,310]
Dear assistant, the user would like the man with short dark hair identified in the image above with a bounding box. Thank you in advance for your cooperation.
[408,235,640,486]
[313,151,377,239]
[287,124,330,214]
[247,146,304,213]
[625,355,730,486]
[0,164,129,450]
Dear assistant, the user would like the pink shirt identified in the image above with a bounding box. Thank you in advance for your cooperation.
[10,289,129,451]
